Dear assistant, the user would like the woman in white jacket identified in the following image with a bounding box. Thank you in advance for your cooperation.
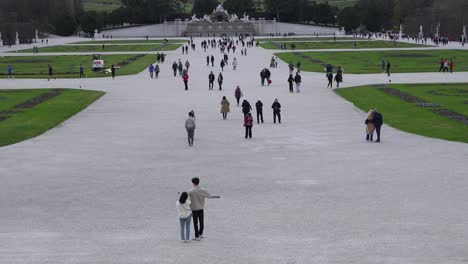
[177,192,192,242]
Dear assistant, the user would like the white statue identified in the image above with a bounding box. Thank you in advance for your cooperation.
[202,14,212,22]
[93,29,99,39]
[191,14,200,22]
[35,29,39,41]
[215,4,224,13]
[418,24,423,38]
[15,32,19,45]
[241,13,250,22]
[399,24,403,39]
[229,14,239,22]
[435,23,440,38]
[0,32,3,47]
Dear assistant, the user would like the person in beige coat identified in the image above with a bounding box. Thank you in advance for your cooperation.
[220,96,230,120]
[365,109,375,142]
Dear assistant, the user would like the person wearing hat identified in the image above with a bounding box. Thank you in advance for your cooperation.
[271,99,281,124]
[185,111,196,146]
[371,109,383,142]
[255,99,264,124]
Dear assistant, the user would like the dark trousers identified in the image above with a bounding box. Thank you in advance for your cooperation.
[289,82,293,92]
[273,111,281,123]
[327,79,333,88]
[192,210,204,238]
[218,82,222,90]
[236,97,240,106]
[209,81,214,90]
[245,126,252,138]
[222,113,227,119]
[375,126,381,141]
[257,111,263,123]
[184,80,188,90]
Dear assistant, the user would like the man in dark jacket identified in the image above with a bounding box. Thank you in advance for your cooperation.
[272,99,281,124]
[255,99,264,124]
[208,71,215,90]
[371,109,383,142]
[242,99,252,116]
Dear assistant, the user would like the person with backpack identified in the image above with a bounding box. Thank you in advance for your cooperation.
[48,64,56,81]
[188,178,221,241]
[79,64,86,79]
[185,111,196,146]
[185,60,190,72]
[271,99,281,124]
[208,71,215,90]
[220,60,225,71]
[182,72,189,90]
[176,192,192,243]
[234,86,243,106]
[217,72,224,91]
[371,109,383,142]
[111,65,116,80]
[244,112,254,139]
[255,99,264,124]
[294,72,302,93]
[220,96,230,120]
[327,71,333,88]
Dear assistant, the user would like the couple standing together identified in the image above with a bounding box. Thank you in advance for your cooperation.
[176,178,221,243]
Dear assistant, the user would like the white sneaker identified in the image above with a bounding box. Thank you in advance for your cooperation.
[199,235,205,239]
[192,237,200,241]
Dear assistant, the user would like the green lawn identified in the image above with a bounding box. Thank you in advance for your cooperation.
[261,40,424,49]
[0,54,158,78]
[259,37,363,42]
[20,43,182,53]
[82,0,121,12]
[336,83,468,143]
[0,88,104,147]
[276,49,468,73]
[76,39,187,44]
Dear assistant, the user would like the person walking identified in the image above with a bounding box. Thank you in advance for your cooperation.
[260,69,266,86]
[185,60,190,72]
[335,67,343,88]
[381,59,386,73]
[439,58,445,72]
[220,60,225,71]
[188,178,221,241]
[234,86,243,106]
[255,99,264,124]
[294,72,302,92]
[178,60,183,76]
[244,113,254,139]
[288,73,294,93]
[449,58,454,73]
[111,64,116,80]
[149,64,155,79]
[79,64,86,78]
[176,192,192,243]
[211,55,215,67]
[220,96,230,120]
[172,61,178,77]
[232,57,238,71]
[208,71,215,90]
[365,109,375,142]
[185,111,196,146]
[386,61,391,77]
[182,72,189,90]
[272,99,281,124]
[48,64,56,81]
[327,71,333,88]
[217,72,224,91]
[206,55,210,66]
[296,61,301,73]
[371,109,383,142]
[288,62,294,74]
[155,64,160,78]
[7,65,14,80]
[242,99,252,116]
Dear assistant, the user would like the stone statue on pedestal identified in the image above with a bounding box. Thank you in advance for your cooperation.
[241,13,250,22]
[399,24,403,39]
[229,14,239,22]
[418,24,424,39]
[202,14,212,22]
[94,29,99,39]
[435,23,440,38]
[0,32,3,46]
[191,14,200,22]
[15,32,20,45]
[35,29,39,42]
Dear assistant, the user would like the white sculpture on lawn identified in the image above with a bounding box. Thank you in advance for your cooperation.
[229,14,239,22]
[15,32,20,45]
[418,24,424,39]
[191,14,200,22]
[202,14,212,22]
[241,13,251,22]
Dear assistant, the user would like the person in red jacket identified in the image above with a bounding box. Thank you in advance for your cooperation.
[244,112,253,139]
[449,59,454,73]
[182,72,189,90]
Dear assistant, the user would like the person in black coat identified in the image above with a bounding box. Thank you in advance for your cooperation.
[242,99,252,116]
[208,71,215,90]
[288,74,294,93]
[371,109,383,142]
[271,99,281,124]
[255,99,264,124]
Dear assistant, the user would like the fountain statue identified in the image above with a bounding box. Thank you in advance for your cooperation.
[202,14,212,22]
[241,13,251,22]
[399,24,403,39]
[191,14,200,22]
[418,24,424,39]
[229,14,239,22]
[15,32,20,45]
[35,29,39,42]
[435,23,440,38]
[0,32,3,47]
[463,25,466,41]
